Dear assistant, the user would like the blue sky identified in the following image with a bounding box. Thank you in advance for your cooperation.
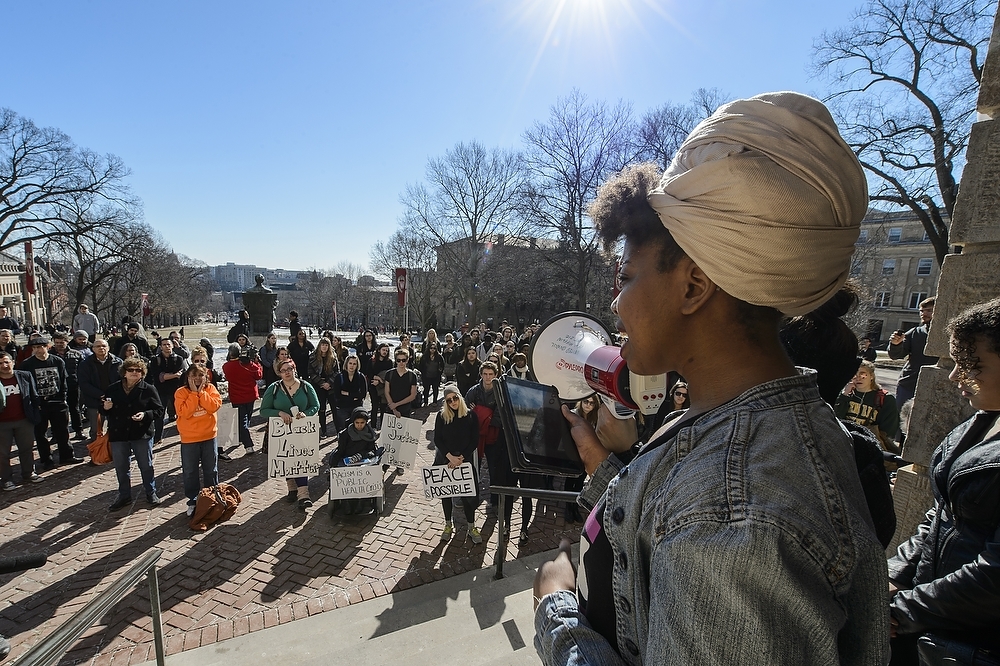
[5,0,861,273]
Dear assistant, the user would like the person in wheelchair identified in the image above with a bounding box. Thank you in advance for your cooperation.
[331,407,380,515]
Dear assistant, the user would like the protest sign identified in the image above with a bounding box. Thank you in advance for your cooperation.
[421,463,475,499]
[329,465,384,500]
[267,415,322,478]
[216,405,239,449]
[377,414,420,470]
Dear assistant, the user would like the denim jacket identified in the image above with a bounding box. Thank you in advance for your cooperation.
[534,371,889,665]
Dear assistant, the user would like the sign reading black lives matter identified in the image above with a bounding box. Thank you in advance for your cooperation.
[421,463,475,499]
[377,414,419,471]
[267,416,322,478]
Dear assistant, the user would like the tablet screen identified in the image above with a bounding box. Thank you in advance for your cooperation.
[503,378,582,468]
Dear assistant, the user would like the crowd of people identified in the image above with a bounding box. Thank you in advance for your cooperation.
[2,89,996,665]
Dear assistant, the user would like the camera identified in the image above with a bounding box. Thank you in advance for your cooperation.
[238,343,259,363]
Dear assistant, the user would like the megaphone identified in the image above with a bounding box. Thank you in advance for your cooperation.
[527,311,668,416]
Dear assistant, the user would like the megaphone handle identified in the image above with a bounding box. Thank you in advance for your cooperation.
[599,394,637,420]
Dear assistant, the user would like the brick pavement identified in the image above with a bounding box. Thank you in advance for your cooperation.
[0,404,582,665]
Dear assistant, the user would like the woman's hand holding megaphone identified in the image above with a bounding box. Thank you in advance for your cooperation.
[561,403,638,476]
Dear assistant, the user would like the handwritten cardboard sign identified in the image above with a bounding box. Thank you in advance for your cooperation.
[329,465,384,500]
[377,414,420,471]
[267,416,322,478]
[421,463,475,499]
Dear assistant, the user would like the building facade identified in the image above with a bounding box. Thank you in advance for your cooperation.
[851,210,942,343]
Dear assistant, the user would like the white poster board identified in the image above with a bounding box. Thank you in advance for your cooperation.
[329,465,384,500]
[267,415,322,478]
[421,463,475,499]
[216,404,239,449]
[377,414,420,471]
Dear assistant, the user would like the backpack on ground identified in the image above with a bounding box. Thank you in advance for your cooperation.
[189,483,242,531]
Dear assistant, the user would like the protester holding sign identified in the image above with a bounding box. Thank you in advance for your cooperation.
[332,407,380,515]
[260,358,320,510]
[433,384,481,544]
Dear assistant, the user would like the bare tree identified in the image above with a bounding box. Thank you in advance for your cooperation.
[399,141,526,324]
[813,0,993,265]
[370,230,445,331]
[633,88,730,169]
[0,108,136,254]
[521,89,634,310]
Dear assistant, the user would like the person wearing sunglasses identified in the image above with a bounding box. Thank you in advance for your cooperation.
[669,381,690,411]
[434,384,482,544]
[102,357,164,511]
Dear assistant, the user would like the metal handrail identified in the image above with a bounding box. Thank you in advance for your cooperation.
[12,548,165,666]
[491,486,579,579]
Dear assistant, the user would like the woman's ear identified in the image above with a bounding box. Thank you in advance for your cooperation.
[678,258,719,316]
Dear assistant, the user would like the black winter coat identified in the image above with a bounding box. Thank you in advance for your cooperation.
[887,411,1000,646]
[101,379,164,441]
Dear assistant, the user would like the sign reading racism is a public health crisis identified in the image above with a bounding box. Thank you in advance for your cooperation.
[267,416,322,478]
[329,465,383,500]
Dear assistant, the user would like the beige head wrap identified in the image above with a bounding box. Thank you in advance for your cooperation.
[646,91,867,316]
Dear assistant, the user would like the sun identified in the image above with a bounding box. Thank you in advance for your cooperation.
[508,0,684,85]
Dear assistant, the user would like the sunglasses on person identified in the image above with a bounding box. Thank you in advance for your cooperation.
[192,359,207,364]
[126,368,144,374]
[445,396,460,404]
[674,391,688,397]
[396,358,408,364]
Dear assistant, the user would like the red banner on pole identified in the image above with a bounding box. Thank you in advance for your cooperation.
[24,241,35,294]
[395,268,407,308]
[141,293,151,317]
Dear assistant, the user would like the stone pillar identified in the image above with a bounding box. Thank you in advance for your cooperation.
[888,12,1000,552]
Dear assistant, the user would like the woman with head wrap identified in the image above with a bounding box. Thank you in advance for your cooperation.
[533,93,888,665]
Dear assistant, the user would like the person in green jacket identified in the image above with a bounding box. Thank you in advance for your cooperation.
[260,357,320,510]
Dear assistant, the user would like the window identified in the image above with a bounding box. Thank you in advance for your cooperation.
[874,292,892,308]
[908,292,929,309]
[888,228,902,243]
[882,259,896,275]
[857,229,869,243]
[922,230,930,242]
[916,258,933,276]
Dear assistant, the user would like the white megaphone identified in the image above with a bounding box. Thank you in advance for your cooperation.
[527,312,669,417]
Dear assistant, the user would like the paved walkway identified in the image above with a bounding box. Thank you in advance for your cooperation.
[138,548,564,666]
[0,404,580,665]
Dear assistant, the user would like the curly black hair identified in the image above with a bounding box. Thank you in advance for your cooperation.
[587,162,686,273]
[947,297,1000,385]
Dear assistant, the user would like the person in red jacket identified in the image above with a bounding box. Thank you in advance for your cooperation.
[175,364,223,516]
[221,343,262,458]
